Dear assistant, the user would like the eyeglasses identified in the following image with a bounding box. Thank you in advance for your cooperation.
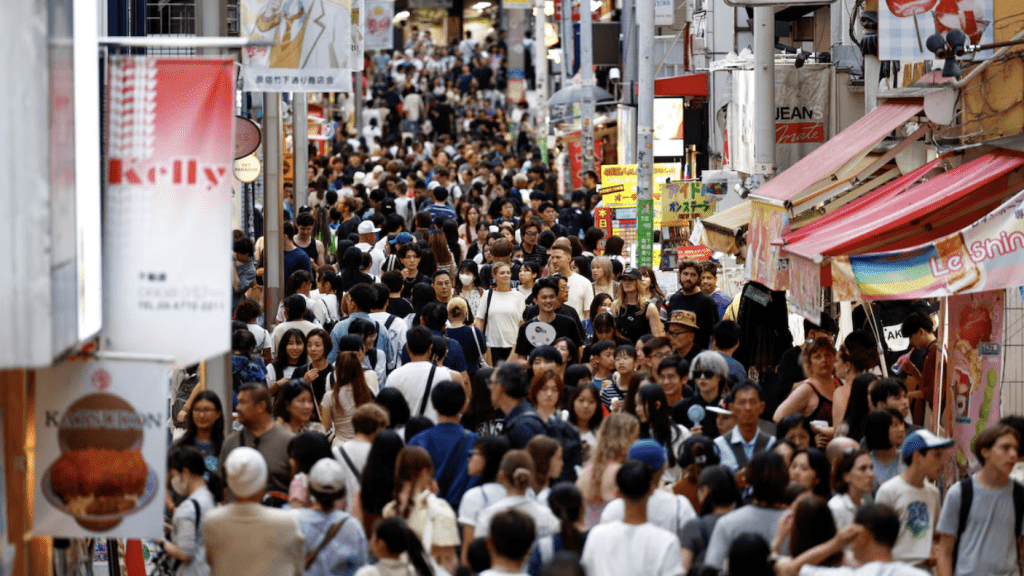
[667,330,686,337]
[523,230,538,237]
[693,370,717,380]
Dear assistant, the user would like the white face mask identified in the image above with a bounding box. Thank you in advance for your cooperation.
[170,472,190,495]
[459,274,474,287]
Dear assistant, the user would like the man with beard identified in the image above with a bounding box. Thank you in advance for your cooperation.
[661,260,719,350]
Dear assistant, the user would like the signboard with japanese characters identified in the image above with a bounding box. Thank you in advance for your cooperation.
[661,180,716,227]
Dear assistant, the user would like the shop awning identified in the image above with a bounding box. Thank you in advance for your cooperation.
[655,74,709,98]
[751,99,925,210]
[702,201,751,254]
[781,150,1024,261]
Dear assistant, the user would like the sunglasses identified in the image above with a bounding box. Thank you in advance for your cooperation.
[693,370,717,380]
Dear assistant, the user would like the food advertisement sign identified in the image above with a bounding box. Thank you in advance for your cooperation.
[941,291,1004,484]
[34,359,171,537]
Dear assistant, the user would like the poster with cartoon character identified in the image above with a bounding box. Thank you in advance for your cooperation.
[941,290,1004,486]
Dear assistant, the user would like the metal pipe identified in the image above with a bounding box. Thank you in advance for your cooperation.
[263,95,284,335]
[579,0,595,173]
[636,0,654,266]
[618,0,637,164]
[752,6,775,176]
[561,0,574,78]
[535,0,550,162]
[957,27,1024,88]
[98,36,273,48]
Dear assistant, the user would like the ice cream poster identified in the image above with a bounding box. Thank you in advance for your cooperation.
[34,359,171,537]
[941,290,1003,481]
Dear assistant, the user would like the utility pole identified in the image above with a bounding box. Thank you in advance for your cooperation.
[293,94,309,209]
[752,6,775,177]
[618,0,637,165]
[354,72,363,140]
[579,0,595,173]
[636,0,654,267]
[263,96,284,340]
[561,0,574,81]
[535,0,550,164]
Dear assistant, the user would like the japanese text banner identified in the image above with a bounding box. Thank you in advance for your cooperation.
[104,57,235,365]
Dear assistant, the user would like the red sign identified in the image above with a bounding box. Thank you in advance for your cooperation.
[566,134,603,191]
[677,245,713,261]
[776,122,825,144]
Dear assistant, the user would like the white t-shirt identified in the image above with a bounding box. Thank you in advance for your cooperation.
[333,440,371,512]
[385,361,445,423]
[599,488,696,543]
[565,272,595,320]
[476,289,526,348]
[875,475,941,565]
[355,243,386,278]
[799,561,930,576]
[828,493,860,531]
[458,483,508,527]
[581,521,684,576]
[247,323,272,354]
[474,495,560,540]
[318,293,340,324]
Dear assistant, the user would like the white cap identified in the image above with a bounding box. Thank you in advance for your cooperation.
[353,171,366,185]
[357,220,380,234]
[309,458,346,493]
[224,447,267,498]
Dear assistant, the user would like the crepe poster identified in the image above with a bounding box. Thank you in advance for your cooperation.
[34,359,171,537]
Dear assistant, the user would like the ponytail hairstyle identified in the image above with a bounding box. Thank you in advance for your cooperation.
[374,517,435,576]
[547,482,584,555]
[525,435,561,492]
[392,446,436,518]
[497,450,535,495]
[168,445,224,503]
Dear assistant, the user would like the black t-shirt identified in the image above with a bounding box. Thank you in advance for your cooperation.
[291,363,332,421]
[520,243,548,269]
[401,273,431,299]
[514,314,584,357]
[673,393,723,438]
[523,303,582,327]
[615,302,656,344]
[388,297,414,317]
[664,290,721,350]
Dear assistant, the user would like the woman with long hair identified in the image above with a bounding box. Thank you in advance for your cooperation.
[267,329,308,395]
[638,265,667,312]
[454,261,485,319]
[315,268,343,329]
[356,430,405,536]
[634,383,690,483]
[427,229,455,278]
[340,246,376,292]
[294,328,333,418]
[383,446,460,574]
[827,331,879,437]
[461,367,502,436]
[828,448,874,530]
[582,293,614,341]
[576,412,640,528]
[552,337,581,368]
[163,446,220,576]
[788,448,832,499]
[173,390,225,474]
[680,465,738,571]
[773,336,841,425]
[355,517,435,576]
[459,203,483,248]
[458,435,512,565]
[322,351,375,444]
[591,256,617,298]
[837,373,878,442]
[526,483,587,576]
[475,261,525,364]
[566,383,602,463]
[529,370,565,422]
[610,268,662,343]
[526,435,564,502]
[273,379,323,435]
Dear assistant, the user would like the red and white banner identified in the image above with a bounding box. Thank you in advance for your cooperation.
[104,57,236,365]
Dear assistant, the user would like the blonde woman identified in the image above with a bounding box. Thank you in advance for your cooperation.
[576,412,641,528]
[610,267,663,343]
[591,256,617,297]
[475,261,525,364]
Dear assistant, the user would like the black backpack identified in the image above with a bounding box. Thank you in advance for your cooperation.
[954,476,1024,569]
[505,408,582,482]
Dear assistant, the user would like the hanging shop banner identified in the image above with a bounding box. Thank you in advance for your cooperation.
[942,291,1004,484]
[746,201,791,290]
[240,0,352,92]
[600,163,682,228]
[730,64,831,174]
[34,359,172,538]
[831,189,1024,302]
[364,0,393,51]
[789,255,823,325]
[565,131,603,191]
[104,57,235,365]
[661,180,716,227]
[879,0,993,61]
[351,0,364,71]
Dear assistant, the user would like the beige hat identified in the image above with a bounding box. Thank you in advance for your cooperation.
[664,309,699,331]
[308,458,346,494]
[224,446,267,498]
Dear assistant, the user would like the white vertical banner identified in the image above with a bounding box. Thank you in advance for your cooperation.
[351,0,365,71]
[103,57,236,366]
[655,0,674,26]
[34,358,172,538]
[364,0,394,51]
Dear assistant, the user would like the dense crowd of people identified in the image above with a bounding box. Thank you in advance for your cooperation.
[159,29,1024,576]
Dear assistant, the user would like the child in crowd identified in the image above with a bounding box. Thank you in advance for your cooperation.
[590,340,617,409]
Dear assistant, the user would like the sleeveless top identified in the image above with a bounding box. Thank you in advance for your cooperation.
[615,302,653,343]
[297,236,319,264]
[808,380,836,424]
